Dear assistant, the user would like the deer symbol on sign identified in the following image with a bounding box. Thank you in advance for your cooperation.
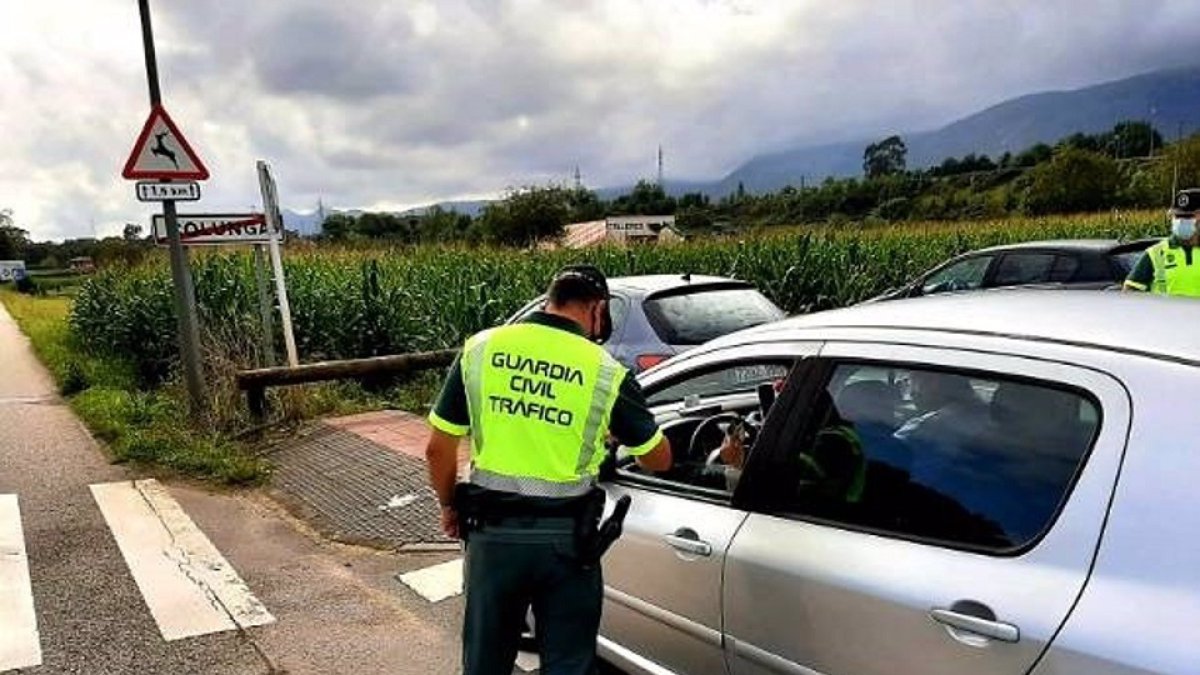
[151,132,179,169]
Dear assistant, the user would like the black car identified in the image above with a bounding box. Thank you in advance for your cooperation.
[867,238,1157,302]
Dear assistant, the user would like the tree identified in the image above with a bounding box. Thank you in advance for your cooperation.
[611,180,676,215]
[477,185,572,246]
[417,206,472,242]
[1014,143,1053,167]
[863,135,907,179]
[122,223,143,241]
[1108,120,1163,159]
[567,187,606,222]
[321,213,355,240]
[0,210,29,260]
[1023,147,1121,215]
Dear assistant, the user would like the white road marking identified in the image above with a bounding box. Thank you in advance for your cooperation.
[90,479,275,641]
[398,558,463,603]
[0,495,41,671]
[515,650,541,672]
[378,493,420,511]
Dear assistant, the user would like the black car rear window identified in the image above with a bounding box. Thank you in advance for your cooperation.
[1113,251,1144,274]
[643,287,784,345]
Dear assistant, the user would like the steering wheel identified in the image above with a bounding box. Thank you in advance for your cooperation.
[686,412,742,464]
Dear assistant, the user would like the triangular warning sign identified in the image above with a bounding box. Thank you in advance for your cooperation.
[122,105,209,180]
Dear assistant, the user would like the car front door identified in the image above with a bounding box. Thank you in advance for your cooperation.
[722,340,1130,675]
[599,341,820,675]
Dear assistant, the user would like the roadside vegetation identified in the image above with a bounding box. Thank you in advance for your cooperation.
[70,210,1161,380]
[0,288,268,484]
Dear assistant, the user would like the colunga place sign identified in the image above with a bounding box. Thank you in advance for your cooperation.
[151,213,274,245]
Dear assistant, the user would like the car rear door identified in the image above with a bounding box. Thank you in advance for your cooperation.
[722,340,1130,675]
[599,341,819,675]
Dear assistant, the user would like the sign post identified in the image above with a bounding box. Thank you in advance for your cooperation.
[252,245,277,368]
[257,161,299,368]
[127,0,208,417]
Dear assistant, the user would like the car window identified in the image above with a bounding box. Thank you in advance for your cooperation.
[646,361,792,407]
[992,253,1058,286]
[773,363,1099,553]
[921,256,992,295]
[623,359,797,497]
[1047,255,1081,282]
[642,287,784,345]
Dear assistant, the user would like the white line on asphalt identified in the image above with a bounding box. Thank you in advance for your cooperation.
[0,494,41,671]
[90,479,275,641]
[398,558,463,603]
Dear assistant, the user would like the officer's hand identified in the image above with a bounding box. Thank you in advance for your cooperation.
[440,505,459,539]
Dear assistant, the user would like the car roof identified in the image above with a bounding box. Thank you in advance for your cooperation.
[608,274,749,294]
[972,238,1147,255]
[714,289,1200,364]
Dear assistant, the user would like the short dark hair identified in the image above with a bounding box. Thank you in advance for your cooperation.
[547,266,608,307]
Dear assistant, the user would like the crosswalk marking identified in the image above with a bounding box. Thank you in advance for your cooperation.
[90,479,275,641]
[398,557,464,603]
[0,494,41,671]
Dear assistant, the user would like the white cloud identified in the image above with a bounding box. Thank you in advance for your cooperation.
[1,0,1197,239]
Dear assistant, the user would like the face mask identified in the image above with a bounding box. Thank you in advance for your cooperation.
[1172,217,1197,240]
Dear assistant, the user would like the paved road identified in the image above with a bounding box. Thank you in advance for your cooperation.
[0,304,466,674]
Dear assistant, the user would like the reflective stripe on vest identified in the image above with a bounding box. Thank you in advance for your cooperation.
[1148,240,1200,297]
[459,322,627,497]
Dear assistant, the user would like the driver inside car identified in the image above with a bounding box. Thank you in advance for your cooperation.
[702,377,787,492]
[705,420,749,491]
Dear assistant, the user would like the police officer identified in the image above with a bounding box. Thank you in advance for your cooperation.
[424,265,672,675]
[1124,188,1200,297]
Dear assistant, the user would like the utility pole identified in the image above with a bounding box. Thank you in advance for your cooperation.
[657,145,664,188]
[137,0,207,416]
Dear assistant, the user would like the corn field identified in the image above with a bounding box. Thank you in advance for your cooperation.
[70,212,1162,386]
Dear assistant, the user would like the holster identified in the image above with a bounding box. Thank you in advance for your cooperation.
[452,482,486,542]
[577,491,633,570]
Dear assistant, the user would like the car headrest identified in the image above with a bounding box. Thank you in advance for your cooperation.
[836,380,900,426]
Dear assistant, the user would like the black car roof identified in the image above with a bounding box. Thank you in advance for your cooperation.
[972,238,1155,255]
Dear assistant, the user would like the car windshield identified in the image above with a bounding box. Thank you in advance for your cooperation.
[643,287,785,345]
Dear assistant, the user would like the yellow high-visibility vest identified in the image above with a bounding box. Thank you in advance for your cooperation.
[1148,239,1200,297]
[458,323,627,498]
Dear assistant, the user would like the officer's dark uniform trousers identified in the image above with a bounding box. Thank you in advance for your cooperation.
[462,516,602,675]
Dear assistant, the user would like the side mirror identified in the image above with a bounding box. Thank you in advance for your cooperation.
[756,382,777,416]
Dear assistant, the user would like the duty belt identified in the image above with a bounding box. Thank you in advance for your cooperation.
[453,483,632,569]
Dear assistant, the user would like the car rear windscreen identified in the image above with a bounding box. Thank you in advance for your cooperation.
[643,287,785,345]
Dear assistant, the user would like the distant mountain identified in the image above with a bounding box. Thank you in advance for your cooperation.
[719,66,1200,194]
[281,209,324,236]
[281,201,490,237]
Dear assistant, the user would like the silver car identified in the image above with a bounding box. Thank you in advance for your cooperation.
[509,274,785,372]
[599,290,1199,675]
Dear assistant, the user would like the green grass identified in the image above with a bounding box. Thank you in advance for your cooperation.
[1,289,268,485]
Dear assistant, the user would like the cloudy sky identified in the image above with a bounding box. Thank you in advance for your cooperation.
[3,0,1198,240]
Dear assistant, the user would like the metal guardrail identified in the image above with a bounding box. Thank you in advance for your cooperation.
[236,349,459,420]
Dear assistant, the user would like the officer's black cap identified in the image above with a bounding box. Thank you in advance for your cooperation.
[1171,188,1200,216]
[553,265,609,299]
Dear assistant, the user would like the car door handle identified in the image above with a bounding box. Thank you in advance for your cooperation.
[663,531,712,557]
[930,608,1020,644]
